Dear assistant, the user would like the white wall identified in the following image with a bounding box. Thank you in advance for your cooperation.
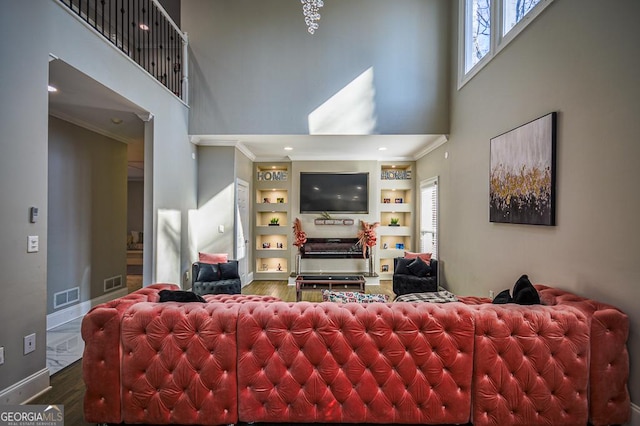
[48,117,127,313]
[417,0,640,409]
[196,146,237,257]
[0,0,194,399]
[193,146,255,280]
[127,180,144,233]
[291,161,380,273]
[183,0,450,135]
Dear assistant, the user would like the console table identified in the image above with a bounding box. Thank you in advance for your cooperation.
[295,275,366,302]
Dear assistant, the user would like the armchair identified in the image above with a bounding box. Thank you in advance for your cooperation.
[393,257,438,296]
[192,260,241,295]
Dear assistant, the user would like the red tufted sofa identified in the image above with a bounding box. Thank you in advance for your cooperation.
[82,283,629,426]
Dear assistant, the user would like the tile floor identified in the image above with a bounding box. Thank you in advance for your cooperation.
[46,274,143,375]
[46,316,84,375]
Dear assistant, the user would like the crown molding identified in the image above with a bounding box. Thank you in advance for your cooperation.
[412,134,449,160]
[190,136,256,162]
[49,110,135,144]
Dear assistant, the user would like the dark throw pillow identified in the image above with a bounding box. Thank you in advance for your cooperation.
[219,261,240,280]
[492,289,513,304]
[394,257,413,275]
[159,290,206,303]
[407,256,432,277]
[512,274,540,305]
[197,263,220,282]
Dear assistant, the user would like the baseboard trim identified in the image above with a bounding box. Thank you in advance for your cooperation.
[0,368,50,405]
[47,288,128,330]
[630,402,640,426]
[243,272,255,287]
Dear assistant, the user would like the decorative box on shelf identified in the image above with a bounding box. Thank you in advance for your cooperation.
[314,218,355,225]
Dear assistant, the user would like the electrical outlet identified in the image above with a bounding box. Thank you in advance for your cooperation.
[24,333,36,355]
[0,346,5,365]
[489,290,495,299]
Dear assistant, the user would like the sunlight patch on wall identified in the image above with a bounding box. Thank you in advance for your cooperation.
[157,209,181,284]
[308,67,377,135]
[236,206,246,260]
[188,209,199,264]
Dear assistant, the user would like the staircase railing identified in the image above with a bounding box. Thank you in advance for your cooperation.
[57,0,188,103]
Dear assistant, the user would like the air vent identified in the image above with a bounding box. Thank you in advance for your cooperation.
[53,287,80,309]
[104,275,123,292]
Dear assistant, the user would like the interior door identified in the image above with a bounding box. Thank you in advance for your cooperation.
[236,179,250,285]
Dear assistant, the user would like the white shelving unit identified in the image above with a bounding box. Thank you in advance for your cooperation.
[254,163,291,280]
[378,163,414,280]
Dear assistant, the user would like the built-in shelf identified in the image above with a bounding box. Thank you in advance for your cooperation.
[254,163,291,280]
[378,163,414,279]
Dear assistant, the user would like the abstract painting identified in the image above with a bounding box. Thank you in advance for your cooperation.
[490,112,557,225]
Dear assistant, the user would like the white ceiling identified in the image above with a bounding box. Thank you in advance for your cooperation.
[48,59,447,171]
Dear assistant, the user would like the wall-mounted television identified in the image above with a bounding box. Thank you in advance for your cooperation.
[300,172,369,214]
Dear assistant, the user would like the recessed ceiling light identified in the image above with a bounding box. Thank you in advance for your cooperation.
[378,147,387,151]
[139,23,149,31]
[111,117,123,125]
[48,85,58,93]
[284,147,293,151]
[391,165,396,168]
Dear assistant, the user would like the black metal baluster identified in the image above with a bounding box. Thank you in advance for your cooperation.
[152,4,156,80]
[162,13,166,89]
[100,0,105,36]
[133,0,138,65]
[172,29,176,95]
[145,0,149,72]
[112,0,116,51]
[110,0,114,48]
[129,0,132,57]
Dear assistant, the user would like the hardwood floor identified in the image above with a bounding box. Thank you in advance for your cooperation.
[244,278,396,302]
[32,279,409,426]
[31,359,90,425]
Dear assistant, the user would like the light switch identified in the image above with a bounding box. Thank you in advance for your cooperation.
[218,225,224,233]
[27,235,39,253]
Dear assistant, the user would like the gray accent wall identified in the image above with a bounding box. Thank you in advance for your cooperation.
[417,0,640,405]
[183,0,450,135]
[127,180,144,233]
[0,0,193,397]
[48,117,127,314]
[196,147,237,255]
[194,146,255,276]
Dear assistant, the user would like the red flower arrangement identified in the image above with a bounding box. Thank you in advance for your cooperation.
[357,220,380,258]
[292,218,307,248]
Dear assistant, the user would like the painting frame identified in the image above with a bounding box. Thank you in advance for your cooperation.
[490,112,557,226]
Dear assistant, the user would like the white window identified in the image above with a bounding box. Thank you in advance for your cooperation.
[420,177,438,259]
[464,0,492,74]
[459,0,554,87]
[503,0,541,36]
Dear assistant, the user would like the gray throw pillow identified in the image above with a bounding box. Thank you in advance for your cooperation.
[407,256,431,277]
[197,263,220,282]
[219,261,240,280]
[394,257,413,275]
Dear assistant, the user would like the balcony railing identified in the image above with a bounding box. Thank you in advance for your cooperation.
[58,0,188,103]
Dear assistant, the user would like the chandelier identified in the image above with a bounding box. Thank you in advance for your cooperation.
[301,0,324,34]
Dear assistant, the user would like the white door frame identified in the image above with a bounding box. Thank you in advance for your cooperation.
[235,178,250,285]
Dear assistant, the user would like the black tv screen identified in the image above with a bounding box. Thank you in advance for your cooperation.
[300,172,369,214]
